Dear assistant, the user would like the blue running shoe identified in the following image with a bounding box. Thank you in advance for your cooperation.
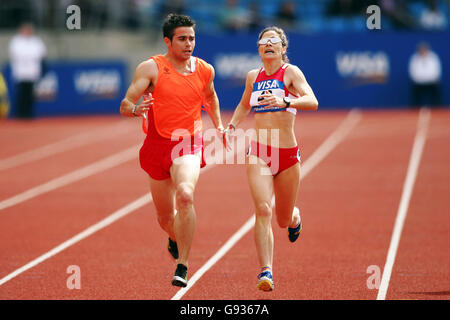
[257,269,274,291]
[288,207,302,243]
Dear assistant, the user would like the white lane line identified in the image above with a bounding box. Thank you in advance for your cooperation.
[0,121,134,171]
[301,108,362,178]
[171,108,362,300]
[0,195,151,286]
[0,142,245,287]
[171,215,256,301]
[0,145,140,211]
[377,107,430,301]
[0,109,361,292]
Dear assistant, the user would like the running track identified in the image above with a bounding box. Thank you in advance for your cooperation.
[0,109,449,300]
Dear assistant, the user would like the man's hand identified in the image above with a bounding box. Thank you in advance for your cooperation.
[216,125,227,151]
[222,123,236,152]
[134,93,154,118]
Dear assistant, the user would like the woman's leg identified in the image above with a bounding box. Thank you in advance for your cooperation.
[246,155,274,270]
[273,162,301,229]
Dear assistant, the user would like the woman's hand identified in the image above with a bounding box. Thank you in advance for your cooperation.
[258,93,284,108]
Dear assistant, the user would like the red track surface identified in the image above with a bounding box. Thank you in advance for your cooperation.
[0,109,449,300]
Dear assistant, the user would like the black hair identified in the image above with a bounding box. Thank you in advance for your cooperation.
[257,26,289,63]
[162,13,196,41]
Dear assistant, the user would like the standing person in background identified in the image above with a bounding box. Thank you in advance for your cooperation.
[120,14,226,287]
[225,26,318,291]
[420,0,447,30]
[9,22,47,119]
[409,42,442,108]
[0,72,10,119]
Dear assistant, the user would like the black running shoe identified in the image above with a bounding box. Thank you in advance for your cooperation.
[168,238,178,259]
[288,207,302,243]
[172,264,188,287]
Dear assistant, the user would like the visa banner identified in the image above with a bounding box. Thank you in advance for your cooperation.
[2,60,127,117]
[195,31,450,109]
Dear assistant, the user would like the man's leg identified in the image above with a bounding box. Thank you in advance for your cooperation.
[170,153,201,268]
[411,83,420,108]
[16,81,34,119]
[148,176,176,242]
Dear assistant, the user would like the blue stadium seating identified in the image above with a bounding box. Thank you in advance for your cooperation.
[151,0,449,33]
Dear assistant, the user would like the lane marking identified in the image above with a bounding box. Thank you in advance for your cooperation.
[0,121,134,171]
[377,108,430,300]
[0,109,361,293]
[0,195,151,286]
[0,141,245,286]
[0,145,140,211]
[172,109,362,300]
[301,109,362,178]
[171,216,256,301]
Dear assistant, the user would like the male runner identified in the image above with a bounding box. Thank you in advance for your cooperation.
[120,14,225,287]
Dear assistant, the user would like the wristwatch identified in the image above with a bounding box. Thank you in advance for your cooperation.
[132,105,138,116]
[283,97,291,108]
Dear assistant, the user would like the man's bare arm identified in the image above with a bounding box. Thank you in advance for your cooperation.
[203,65,224,130]
[228,69,257,128]
[120,60,157,117]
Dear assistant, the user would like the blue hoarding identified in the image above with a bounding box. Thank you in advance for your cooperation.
[3,60,127,117]
[195,31,450,109]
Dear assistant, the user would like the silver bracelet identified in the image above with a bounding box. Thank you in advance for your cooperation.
[132,105,138,116]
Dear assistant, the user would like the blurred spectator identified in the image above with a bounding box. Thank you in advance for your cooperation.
[408,42,442,108]
[90,0,109,29]
[420,0,448,30]
[0,72,10,119]
[159,0,185,22]
[8,22,47,119]
[0,0,34,29]
[123,0,141,30]
[276,1,297,30]
[248,1,264,32]
[69,0,108,30]
[380,0,416,29]
[219,0,250,33]
[326,0,365,16]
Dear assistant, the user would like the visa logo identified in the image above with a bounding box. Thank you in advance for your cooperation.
[74,70,121,97]
[215,53,261,79]
[336,51,389,78]
[257,80,281,90]
[35,71,58,101]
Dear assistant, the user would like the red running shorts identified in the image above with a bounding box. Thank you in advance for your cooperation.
[247,140,300,176]
[139,133,206,180]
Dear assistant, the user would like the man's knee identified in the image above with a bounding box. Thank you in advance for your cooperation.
[255,202,272,219]
[176,182,195,207]
[157,213,174,230]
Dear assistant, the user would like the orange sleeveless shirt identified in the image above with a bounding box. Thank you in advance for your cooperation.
[149,54,212,139]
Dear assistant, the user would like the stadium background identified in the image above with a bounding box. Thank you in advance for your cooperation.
[0,0,449,117]
[1,0,450,303]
